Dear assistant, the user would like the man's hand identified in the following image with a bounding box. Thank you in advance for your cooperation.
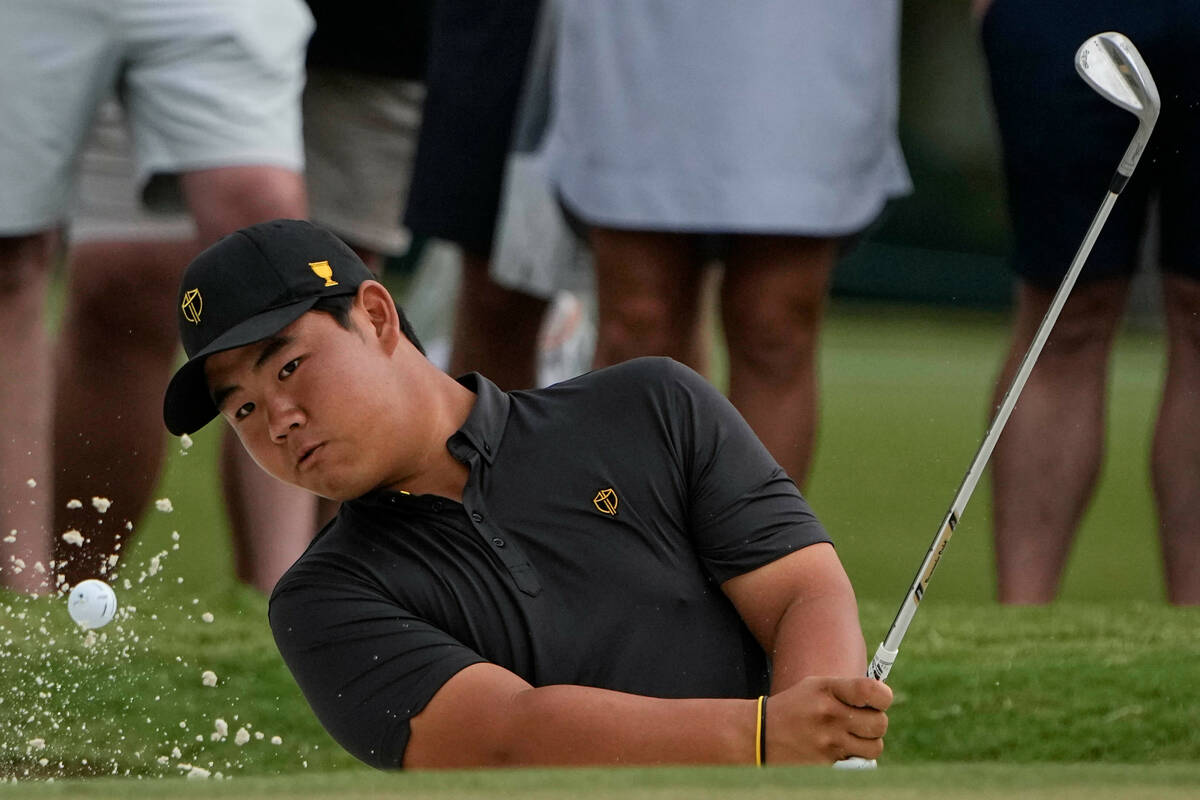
[766,676,892,763]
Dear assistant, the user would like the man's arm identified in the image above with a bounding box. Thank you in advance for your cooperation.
[405,661,889,768]
[722,543,867,692]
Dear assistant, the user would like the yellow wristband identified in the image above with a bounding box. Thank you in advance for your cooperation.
[754,695,766,767]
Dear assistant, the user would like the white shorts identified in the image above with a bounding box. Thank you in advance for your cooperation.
[0,0,312,235]
[68,101,197,244]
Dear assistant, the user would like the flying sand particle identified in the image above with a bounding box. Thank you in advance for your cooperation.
[92,497,112,513]
[66,499,83,509]
[201,670,218,687]
[61,530,85,547]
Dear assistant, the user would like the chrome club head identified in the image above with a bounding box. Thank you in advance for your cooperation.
[1075,32,1161,177]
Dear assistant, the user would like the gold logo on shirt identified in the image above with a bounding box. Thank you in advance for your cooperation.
[593,488,618,516]
[309,260,338,287]
[181,288,203,324]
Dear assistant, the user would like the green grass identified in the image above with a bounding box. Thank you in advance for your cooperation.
[4,764,1200,800]
[3,590,1197,783]
[810,301,1167,605]
[2,300,1193,794]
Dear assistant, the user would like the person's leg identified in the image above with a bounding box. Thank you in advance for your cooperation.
[0,232,56,593]
[589,228,706,372]
[220,432,322,593]
[1152,274,1200,605]
[52,238,198,585]
[180,166,308,247]
[720,235,837,487]
[449,251,549,390]
[991,278,1129,604]
[182,164,318,592]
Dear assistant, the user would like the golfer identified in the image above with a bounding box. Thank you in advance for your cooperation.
[162,219,890,769]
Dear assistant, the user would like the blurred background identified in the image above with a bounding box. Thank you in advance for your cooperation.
[113,2,1170,611]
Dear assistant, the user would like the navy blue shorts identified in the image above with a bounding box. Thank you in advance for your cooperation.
[403,0,541,259]
[981,0,1200,289]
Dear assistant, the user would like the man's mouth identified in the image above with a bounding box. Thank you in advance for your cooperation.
[297,443,323,469]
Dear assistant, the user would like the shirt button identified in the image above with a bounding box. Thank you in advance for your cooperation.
[491,537,505,548]
[484,443,491,454]
[471,512,483,523]
[432,500,443,512]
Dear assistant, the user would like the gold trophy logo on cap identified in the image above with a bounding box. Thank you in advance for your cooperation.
[308,260,338,287]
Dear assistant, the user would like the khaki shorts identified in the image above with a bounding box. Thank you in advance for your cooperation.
[71,70,425,256]
[0,0,312,235]
[303,68,425,256]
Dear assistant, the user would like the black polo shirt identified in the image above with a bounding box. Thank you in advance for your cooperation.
[269,358,830,769]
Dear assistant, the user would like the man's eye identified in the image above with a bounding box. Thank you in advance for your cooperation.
[235,402,255,420]
[279,358,301,380]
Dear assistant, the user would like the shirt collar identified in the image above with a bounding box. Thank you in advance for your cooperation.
[449,372,510,465]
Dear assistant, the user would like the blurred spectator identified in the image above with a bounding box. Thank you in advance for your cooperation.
[404,0,550,390]
[41,1,434,594]
[0,0,313,593]
[979,0,1200,604]
[302,0,430,274]
[485,0,597,388]
[544,1,911,486]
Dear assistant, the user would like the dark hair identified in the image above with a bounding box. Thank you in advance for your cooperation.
[311,294,426,355]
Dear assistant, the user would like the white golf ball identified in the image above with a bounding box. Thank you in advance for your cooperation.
[67,579,118,629]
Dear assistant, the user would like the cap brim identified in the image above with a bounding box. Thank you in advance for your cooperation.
[163,298,322,436]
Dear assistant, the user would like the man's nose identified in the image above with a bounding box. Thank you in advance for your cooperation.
[267,397,304,441]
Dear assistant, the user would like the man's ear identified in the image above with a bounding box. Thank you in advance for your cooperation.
[355,281,402,352]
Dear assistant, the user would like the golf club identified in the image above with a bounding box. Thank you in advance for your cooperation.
[835,31,1160,770]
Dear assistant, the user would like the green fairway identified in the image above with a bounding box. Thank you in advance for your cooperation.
[2,593,1197,781]
[810,301,1167,606]
[3,764,1200,799]
[2,300,1193,795]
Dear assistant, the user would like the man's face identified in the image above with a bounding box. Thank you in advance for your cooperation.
[203,306,412,501]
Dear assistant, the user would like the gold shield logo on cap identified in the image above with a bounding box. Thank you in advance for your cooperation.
[593,488,618,516]
[181,288,203,324]
[309,260,338,287]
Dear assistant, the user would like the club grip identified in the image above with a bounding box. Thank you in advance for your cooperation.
[867,642,899,682]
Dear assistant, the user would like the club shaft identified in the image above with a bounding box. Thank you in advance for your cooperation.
[867,189,1121,682]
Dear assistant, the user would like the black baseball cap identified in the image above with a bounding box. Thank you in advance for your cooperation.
[163,219,373,436]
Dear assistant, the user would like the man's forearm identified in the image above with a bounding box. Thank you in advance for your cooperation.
[768,587,867,693]
[406,664,756,768]
[405,662,889,768]
[500,685,756,767]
